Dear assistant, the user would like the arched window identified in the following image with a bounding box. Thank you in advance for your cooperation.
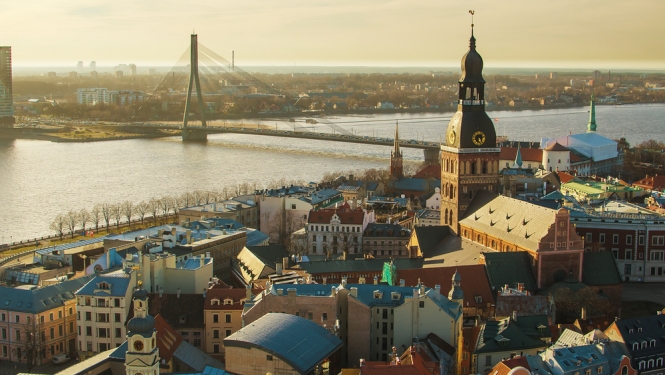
[465,87,471,99]
[449,210,453,225]
[470,161,477,175]
[621,366,627,375]
[638,361,645,370]
[648,359,654,368]
[482,161,488,174]
[473,88,478,99]
[445,209,449,224]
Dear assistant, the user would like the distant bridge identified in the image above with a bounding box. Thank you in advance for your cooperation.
[138,123,442,162]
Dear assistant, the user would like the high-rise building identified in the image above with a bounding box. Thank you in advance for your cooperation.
[440,28,500,234]
[77,61,83,70]
[129,64,136,76]
[89,61,96,70]
[0,46,14,126]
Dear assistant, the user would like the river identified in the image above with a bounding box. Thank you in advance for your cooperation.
[1,104,664,242]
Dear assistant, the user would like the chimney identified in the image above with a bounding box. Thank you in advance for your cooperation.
[287,288,296,297]
[206,233,211,239]
[360,359,365,367]
[323,277,327,285]
[581,307,587,320]
[276,262,283,276]
[399,279,405,287]
[282,257,289,272]
[504,284,510,293]
[177,288,181,298]
[200,255,205,268]
[246,284,252,300]
[374,276,378,285]
[159,287,163,298]
[171,227,177,235]
[598,342,605,354]
[419,284,425,295]
[350,287,358,298]
[158,229,164,237]
[435,284,441,294]
[517,283,524,292]
[359,277,366,284]
[341,277,347,288]
[512,311,518,321]
[186,229,192,244]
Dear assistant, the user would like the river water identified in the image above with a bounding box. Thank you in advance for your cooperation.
[1,104,664,242]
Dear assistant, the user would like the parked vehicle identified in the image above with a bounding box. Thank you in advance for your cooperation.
[53,354,71,364]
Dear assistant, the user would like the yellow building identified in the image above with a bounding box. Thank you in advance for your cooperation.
[203,287,257,361]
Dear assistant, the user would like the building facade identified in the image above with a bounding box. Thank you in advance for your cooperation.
[306,204,372,255]
[362,223,411,258]
[0,46,14,125]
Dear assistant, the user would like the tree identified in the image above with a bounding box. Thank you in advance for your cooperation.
[122,201,134,229]
[159,197,172,222]
[66,210,79,238]
[101,203,112,231]
[79,208,91,233]
[135,201,149,225]
[50,215,66,241]
[110,203,122,229]
[90,204,102,232]
[21,321,44,373]
[148,198,160,224]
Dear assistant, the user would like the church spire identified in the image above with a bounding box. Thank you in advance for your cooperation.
[513,144,523,169]
[469,10,476,49]
[390,121,403,179]
[393,120,401,156]
[587,94,597,132]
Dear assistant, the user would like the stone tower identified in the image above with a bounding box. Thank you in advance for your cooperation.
[440,26,500,234]
[124,282,160,375]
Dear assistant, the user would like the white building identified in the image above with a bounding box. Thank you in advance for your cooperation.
[542,142,571,172]
[306,204,374,255]
[77,88,112,105]
[75,269,137,357]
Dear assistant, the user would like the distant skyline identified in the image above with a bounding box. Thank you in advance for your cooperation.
[3,0,665,70]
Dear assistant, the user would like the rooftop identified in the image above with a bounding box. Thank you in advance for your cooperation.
[482,251,538,292]
[224,313,342,374]
[297,258,423,274]
[75,270,133,297]
[0,275,93,314]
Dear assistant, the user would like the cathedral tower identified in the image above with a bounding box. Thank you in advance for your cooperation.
[440,21,500,234]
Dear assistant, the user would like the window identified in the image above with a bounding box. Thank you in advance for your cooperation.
[599,233,606,243]
[69,322,74,334]
[85,312,91,321]
[653,236,665,246]
[213,344,219,353]
[213,330,219,339]
[650,251,664,261]
[225,314,231,323]
[225,329,232,337]
[193,338,201,347]
[58,325,63,336]
[86,326,92,336]
[291,204,296,209]
[213,314,219,323]
[613,234,619,244]
[639,236,645,245]
[419,301,425,308]
[114,298,120,307]
[1,329,5,340]
[115,313,121,322]
[14,316,19,323]
[266,355,273,361]
[485,355,492,366]
[322,313,327,321]
[626,235,633,245]
[115,328,121,338]
[585,233,592,243]
[307,312,313,320]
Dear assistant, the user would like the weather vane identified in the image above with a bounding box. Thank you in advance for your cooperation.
[469,10,475,28]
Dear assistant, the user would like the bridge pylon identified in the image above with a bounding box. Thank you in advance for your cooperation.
[182,34,207,142]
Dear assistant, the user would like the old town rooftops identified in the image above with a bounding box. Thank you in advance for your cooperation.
[307,205,365,224]
[0,275,93,314]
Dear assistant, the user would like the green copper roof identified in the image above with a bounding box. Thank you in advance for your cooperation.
[587,94,597,132]
[514,146,523,168]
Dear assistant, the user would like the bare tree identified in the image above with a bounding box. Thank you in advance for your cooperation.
[135,201,149,225]
[79,208,91,234]
[102,203,112,231]
[66,210,79,238]
[21,322,44,373]
[148,198,160,224]
[122,201,134,229]
[90,204,102,232]
[159,197,172,222]
[50,215,66,241]
[110,203,122,229]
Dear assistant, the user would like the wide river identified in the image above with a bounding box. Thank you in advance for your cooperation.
[1,104,664,242]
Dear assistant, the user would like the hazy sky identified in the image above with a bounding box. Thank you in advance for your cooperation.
[3,0,665,69]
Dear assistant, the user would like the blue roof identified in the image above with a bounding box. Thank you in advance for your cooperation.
[75,272,133,297]
[35,237,106,256]
[353,284,416,307]
[245,228,269,246]
[170,366,230,375]
[224,313,342,374]
[391,178,440,193]
[0,275,93,314]
[179,257,212,270]
[304,189,343,206]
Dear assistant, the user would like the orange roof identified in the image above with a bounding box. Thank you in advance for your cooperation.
[308,206,365,224]
[557,171,576,183]
[633,175,665,190]
[499,147,543,163]
[398,265,495,308]
[544,142,569,152]
[413,164,441,179]
[491,356,531,375]
[204,288,262,310]
[153,314,184,362]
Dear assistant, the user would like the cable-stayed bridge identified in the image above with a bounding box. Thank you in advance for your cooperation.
[134,34,441,162]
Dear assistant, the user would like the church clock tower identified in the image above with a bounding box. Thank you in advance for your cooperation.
[124,282,160,375]
[441,18,500,234]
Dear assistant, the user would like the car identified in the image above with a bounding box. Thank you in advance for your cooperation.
[53,354,71,364]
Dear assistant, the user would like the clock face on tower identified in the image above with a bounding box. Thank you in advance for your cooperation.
[133,340,144,351]
[448,131,456,145]
[472,131,486,146]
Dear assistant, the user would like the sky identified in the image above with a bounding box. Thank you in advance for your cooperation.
[3,0,665,69]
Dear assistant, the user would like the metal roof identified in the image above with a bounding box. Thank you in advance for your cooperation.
[0,275,93,314]
[75,272,133,297]
[224,313,342,374]
[35,236,106,256]
[297,258,423,274]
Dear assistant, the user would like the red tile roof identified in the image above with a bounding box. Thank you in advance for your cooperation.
[413,165,441,179]
[308,206,365,224]
[397,265,495,308]
[557,171,576,183]
[633,175,665,191]
[491,356,531,375]
[500,147,543,163]
[544,142,570,152]
[204,288,262,310]
[153,314,184,363]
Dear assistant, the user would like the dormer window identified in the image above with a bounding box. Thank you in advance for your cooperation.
[211,299,220,306]
[628,329,634,333]
[224,299,233,305]
[637,327,642,332]
[179,315,186,324]
[474,295,482,303]
[98,282,110,290]
[373,291,383,299]
[391,292,401,301]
